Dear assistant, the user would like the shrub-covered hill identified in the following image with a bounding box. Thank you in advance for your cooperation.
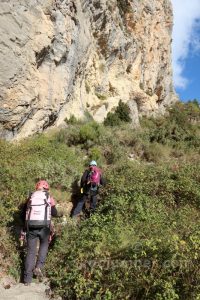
[0,101,200,299]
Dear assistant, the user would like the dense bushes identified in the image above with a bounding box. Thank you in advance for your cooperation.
[142,101,200,148]
[104,100,131,126]
[46,162,200,299]
[0,101,200,298]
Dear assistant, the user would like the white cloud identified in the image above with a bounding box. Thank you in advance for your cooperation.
[171,0,200,89]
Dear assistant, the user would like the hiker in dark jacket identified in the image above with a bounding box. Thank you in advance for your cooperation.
[22,180,62,285]
[72,161,105,217]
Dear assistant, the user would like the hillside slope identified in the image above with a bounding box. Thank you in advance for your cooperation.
[0,101,200,299]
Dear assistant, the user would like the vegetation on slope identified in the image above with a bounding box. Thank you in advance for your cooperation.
[0,101,200,299]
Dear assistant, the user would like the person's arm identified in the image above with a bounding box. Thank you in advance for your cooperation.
[21,202,27,232]
[21,191,33,231]
[80,170,89,188]
[21,202,27,222]
[51,205,59,217]
[50,197,63,217]
[100,175,106,186]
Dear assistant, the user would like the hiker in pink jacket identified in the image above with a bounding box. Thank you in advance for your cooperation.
[72,160,106,217]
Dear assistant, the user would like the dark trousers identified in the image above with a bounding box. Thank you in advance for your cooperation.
[72,193,97,216]
[24,227,50,283]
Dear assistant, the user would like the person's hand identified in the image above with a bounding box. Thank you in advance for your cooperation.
[55,204,64,217]
[57,210,64,217]
[19,231,26,247]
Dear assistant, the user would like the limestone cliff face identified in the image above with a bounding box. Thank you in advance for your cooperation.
[0,0,177,140]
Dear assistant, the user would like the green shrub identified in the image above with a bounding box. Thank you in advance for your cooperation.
[143,142,172,163]
[104,100,131,126]
[65,114,79,125]
[140,102,200,150]
[56,122,103,149]
[79,123,97,143]
[115,100,131,122]
[0,228,21,279]
[104,111,122,126]
[79,122,102,146]
[88,147,104,165]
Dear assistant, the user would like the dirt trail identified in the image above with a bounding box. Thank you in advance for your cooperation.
[0,282,51,300]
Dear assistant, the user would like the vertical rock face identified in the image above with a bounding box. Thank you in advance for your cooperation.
[0,0,177,140]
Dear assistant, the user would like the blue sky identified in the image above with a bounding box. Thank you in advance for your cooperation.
[171,0,200,102]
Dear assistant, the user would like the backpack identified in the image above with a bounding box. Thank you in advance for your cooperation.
[25,190,51,229]
[88,166,101,191]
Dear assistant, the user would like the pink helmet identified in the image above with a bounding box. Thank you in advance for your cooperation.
[35,180,49,190]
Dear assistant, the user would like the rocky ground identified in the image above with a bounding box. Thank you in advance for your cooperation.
[0,282,52,300]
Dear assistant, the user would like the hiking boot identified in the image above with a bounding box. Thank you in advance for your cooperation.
[33,267,43,281]
[24,282,31,286]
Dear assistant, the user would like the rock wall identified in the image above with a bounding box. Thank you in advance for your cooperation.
[0,0,177,140]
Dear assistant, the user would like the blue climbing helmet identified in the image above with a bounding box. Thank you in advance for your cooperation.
[89,160,97,166]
